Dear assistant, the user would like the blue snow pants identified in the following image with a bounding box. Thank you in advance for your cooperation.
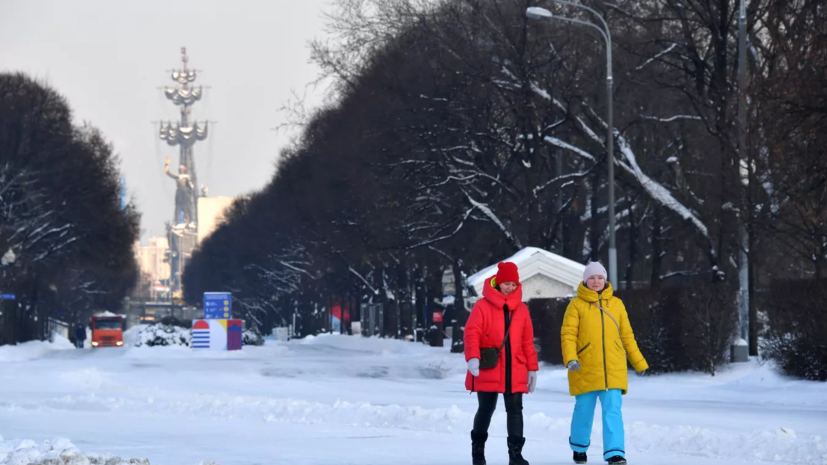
[569,389,625,460]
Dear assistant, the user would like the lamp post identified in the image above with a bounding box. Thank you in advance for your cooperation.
[527,3,617,286]
[736,0,751,358]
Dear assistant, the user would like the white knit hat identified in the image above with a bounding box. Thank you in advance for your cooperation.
[583,262,607,283]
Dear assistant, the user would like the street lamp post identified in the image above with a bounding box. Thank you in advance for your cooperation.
[527,3,617,286]
[736,0,751,357]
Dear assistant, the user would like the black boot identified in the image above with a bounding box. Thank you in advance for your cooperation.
[507,436,529,465]
[606,456,626,464]
[471,431,487,465]
[573,451,587,464]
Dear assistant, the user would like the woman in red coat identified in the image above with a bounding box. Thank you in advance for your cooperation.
[464,262,539,465]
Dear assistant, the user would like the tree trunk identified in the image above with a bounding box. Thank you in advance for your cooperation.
[396,262,412,339]
[353,284,363,336]
[651,207,663,288]
[414,261,426,339]
[626,202,637,290]
[562,195,574,258]
[30,276,40,341]
[425,260,444,347]
[340,290,347,335]
[748,252,758,356]
[450,260,466,353]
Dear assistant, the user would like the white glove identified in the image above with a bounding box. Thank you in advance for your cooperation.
[528,371,537,393]
[567,360,582,371]
[467,358,480,377]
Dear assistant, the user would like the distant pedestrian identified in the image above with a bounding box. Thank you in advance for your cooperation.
[561,262,648,465]
[74,321,86,349]
[464,262,539,465]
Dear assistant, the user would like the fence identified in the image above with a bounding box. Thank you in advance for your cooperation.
[47,317,70,341]
[360,303,384,337]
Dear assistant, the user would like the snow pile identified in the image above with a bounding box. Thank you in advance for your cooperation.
[94,311,120,317]
[242,329,263,346]
[133,323,190,347]
[121,324,147,347]
[263,398,471,431]
[0,435,149,465]
[298,333,438,356]
[1,248,16,266]
[0,335,74,363]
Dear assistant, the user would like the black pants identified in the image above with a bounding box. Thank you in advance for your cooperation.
[472,391,524,438]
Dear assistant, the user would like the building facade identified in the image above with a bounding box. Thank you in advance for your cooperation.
[197,196,237,245]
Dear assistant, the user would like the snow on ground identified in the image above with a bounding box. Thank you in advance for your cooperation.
[0,336,75,363]
[0,333,825,465]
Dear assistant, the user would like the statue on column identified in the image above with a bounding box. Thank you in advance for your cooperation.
[165,157,195,225]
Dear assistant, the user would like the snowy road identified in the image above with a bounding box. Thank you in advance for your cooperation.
[1,333,825,465]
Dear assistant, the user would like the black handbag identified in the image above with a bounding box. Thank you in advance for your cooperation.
[478,308,512,370]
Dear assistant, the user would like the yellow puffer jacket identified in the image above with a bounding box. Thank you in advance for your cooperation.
[561,282,648,396]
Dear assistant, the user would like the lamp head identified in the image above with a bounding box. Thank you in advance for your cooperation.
[526,6,553,20]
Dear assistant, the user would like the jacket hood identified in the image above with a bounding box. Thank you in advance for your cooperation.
[577,281,614,302]
[482,275,524,310]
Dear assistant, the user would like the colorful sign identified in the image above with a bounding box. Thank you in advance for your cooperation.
[227,319,242,350]
[203,292,232,319]
[191,319,227,350]
[192,319,243,350]
[432,311,443,323]
[192,319,211,349]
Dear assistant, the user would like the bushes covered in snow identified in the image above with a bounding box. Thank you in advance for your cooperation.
[134,322,191,347]
[131,319,263,348]
[242,328,264,346]
[761,279,827,381]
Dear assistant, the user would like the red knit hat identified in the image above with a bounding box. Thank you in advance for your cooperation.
[495,262,520,285]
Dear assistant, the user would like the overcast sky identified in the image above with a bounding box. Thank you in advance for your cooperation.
[1,0,332,242]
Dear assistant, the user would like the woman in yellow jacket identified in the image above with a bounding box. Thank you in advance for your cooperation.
[561,262,648,465]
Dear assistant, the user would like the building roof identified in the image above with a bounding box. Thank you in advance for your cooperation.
[466,247,586,297]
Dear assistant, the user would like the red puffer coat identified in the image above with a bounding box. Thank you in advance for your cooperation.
[464,277,539,393]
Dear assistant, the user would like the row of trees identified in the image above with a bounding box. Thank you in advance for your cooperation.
[0,73,140,345]
[184,0,826,354]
